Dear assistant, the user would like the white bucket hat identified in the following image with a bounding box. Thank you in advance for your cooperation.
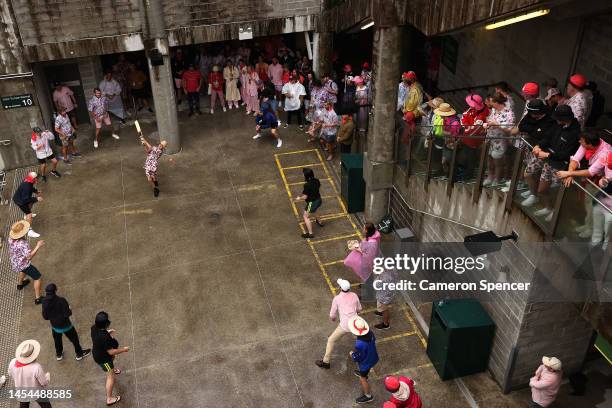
[348,315,369,336]
[542,356,562,371]
[337,278,351,292]
[15,339,41,364]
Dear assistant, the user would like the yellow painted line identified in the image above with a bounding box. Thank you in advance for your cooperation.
[402,307,427,348]
[322,260,345,266]
[281,163,323,170]
[321,195,337,199]
[595,344,612,365]
[299,212,348,224]
[287,178,332,186]
[350,282,361,287]
[310,233,359,245]
[377,331,416,343]
[274,155,299,218]
[307,239,337,297]
[276,149,318,156]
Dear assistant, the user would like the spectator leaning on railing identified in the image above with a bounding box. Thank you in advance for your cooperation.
[483,93,515,187]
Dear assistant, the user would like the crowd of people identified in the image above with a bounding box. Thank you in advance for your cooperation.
[399,70,609,246]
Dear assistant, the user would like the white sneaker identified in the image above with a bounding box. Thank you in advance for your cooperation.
[576,224,588,233]
[111,133,120,140]
[276,139,283,148]
[93,140,99,149]
[27,229,40,238]
[229,104,233,110]
[503,180,511,187]
[210,109,214,114]
[500,186,510,193]
[223,107,227,112]
[521,194,539,207]
[277,120,281,127]
[252,134,261,140]
[544,211,554,223]
[520,190,533,198]
[278,101,282,107]
[578,230,592,239]
[0,375,5,388]
[246,111,251,115]
[534,207,552,217]
[482,178,493,187]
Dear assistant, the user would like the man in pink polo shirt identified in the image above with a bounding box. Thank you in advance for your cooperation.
[52,82,78,129]
[267,57,284,104]
[315,278,362,369]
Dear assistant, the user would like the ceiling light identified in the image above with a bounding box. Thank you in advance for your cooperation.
[485,9,550,30]
[361,21,374,30]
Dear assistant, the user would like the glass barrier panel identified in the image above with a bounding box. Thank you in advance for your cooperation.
[408,126,430,176]
[453,134,486,184]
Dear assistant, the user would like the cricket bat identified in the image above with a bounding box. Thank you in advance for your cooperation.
[134,120,145,144]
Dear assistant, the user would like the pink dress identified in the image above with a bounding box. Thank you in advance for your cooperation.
[245,72,260,113]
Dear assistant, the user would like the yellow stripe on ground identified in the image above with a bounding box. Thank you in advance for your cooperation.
[377,331,416,343]
[287,178,332,186]
[299,212,348,224]
[274,155,300,218]
[310,233,359,245]
[276,149,318,156]
[371,363,434,380]
[322,260,345,266]
[402,306,427,348]
[281,163,323,170]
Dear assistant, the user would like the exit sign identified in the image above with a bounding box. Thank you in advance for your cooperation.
[1,94,34,110]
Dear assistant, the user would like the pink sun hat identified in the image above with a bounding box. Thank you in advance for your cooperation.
[465,94,484,110]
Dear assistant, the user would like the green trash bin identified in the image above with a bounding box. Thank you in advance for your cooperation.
[340,153,365,213]
[426,298,495,380]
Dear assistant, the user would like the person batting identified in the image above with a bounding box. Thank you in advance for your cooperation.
[135,121,170,197]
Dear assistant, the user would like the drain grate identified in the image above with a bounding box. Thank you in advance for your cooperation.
[0,167,35,407]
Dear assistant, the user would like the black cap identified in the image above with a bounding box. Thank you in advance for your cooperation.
[45,283,57,294]
[552,104,574,122]
[526,99,547,115]
[95,311,111,328]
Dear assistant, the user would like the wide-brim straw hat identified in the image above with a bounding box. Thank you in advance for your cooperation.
[427,97,444,109]
[348,315,370,336]
[542,356,562,371]
[9,220,30,240]
[434,103,456,117]
[15,339,41,364]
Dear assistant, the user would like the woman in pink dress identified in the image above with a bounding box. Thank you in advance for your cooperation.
[245,65,261,116]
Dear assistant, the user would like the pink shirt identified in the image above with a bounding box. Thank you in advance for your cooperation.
[529,365,561,407]
[329,291,362,331]
[268,63,283,86]
[570,140,611,175]
[8,359,50,402]
[591,154,612,207]
[52,86,75,112]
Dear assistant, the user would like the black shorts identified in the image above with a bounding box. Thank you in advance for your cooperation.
[357,368,371,378]
[99,360,114,373]
[37,153,56,164]
[17,203,32,215]
[22,264,41,280]
[305,198,322,213]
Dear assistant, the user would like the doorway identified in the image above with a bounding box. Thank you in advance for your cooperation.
[43,63,89,124]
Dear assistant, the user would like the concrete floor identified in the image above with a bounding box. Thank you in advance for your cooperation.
[3,107,606,407]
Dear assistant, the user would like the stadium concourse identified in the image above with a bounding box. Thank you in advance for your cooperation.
[0,107,598,407]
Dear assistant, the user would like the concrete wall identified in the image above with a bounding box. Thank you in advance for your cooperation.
[389,171,593,388]
[575,14,612,128]
[437,12,580,97]
[0,0,28,74]
[0,78,44,170]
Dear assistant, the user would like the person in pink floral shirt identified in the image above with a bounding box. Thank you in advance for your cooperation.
[88,88,120,149]
[140,134,168,197]
[8,220,45,304]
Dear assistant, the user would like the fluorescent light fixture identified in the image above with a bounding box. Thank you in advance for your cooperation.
[361,21,374,30]
[485,9,550,30]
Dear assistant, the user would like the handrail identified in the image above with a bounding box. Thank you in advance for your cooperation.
[435,81,527,103]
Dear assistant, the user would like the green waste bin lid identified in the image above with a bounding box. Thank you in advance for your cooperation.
[434,299,495,329]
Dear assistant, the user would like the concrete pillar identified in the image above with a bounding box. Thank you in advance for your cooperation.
[314,31,333,77]
[144,0,180,153]
[147,40,180,153]
[363,26,402,223]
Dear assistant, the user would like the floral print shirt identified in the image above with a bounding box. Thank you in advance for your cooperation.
[144,146,163,176]
[54,114,73,137]
[321,109,339,136]
[564,92,588,128]
[486,105,515,156]
[87,95,108,118]
[321,79,338,105]
[8,238,30,272]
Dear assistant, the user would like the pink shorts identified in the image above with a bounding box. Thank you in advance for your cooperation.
[95,113,111,129]
[174,78,182,89]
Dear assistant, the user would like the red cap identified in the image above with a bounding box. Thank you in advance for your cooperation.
[402,71,417,81]
[383,402,397,408]
[607,151,612,170]
[343,64,352,72]
[384,376,400,392]
[362,62,370,70]
[569,74,587,90]
[521,82,539,96]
